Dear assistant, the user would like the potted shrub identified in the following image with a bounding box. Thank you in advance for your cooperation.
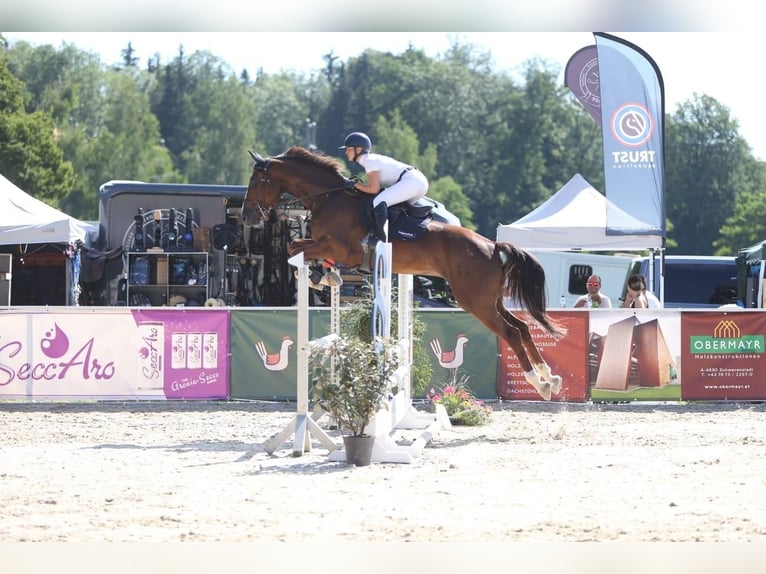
[309,334,399,466]
[339,284,432,397]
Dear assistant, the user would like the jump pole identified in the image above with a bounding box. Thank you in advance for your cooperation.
[263,251,338,457]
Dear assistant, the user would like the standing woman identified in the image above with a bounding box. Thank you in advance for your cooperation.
[340,132,429,242]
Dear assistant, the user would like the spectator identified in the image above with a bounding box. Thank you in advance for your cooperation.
[573,274,612,308]
[622,274,662,308]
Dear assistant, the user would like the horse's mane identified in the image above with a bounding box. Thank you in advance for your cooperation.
[279,146,345,177]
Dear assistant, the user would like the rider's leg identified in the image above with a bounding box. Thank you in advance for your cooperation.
[370,201,388,242]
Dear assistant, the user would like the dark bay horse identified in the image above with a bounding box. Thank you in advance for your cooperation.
[243,146,565,400]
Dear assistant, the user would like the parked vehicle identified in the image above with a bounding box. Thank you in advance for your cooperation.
[622,255,738,308]
[527,251,634,308]
[736,240,766,307]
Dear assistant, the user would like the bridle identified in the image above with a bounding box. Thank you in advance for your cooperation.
[246,150,350,220]
[247,150,287,221]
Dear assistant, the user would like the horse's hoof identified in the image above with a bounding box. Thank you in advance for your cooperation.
[550,375,563,395]
[529,380,551,401]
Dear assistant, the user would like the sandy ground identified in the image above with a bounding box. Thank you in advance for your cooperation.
[1,399,765,545]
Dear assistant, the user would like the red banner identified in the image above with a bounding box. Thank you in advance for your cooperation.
[497,311,589,402]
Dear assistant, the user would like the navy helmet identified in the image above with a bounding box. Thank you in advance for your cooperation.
[339,132,372,152]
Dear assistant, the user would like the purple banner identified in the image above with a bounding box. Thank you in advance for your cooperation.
[565,45,601,124]
[132,309,229,399]
[594,32,666,239]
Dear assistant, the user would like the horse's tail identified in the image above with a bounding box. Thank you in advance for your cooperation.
[496,243,567,338]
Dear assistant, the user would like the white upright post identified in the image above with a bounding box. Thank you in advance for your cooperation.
[263,252,337,456]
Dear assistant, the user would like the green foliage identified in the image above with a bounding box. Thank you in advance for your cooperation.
[664,95,752,254]
[714,161,766,254]
[338,283,433,397]
[0,49,75,206]
[426,373,492,426]
[427,176,475,231]
[5,36,766,256]
[309,335,398,437]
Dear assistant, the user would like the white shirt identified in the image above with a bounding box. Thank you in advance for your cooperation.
[357,153,411,187]
[645,290,662,308]
[575,293,612,308]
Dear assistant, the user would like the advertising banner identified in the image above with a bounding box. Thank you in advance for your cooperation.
[230,308,330,400]
[0,309,229,399]
[419,309,499,399]
[133,309,229,399]
[594,32,666,238]
[681,312,766,401]
[497,311,589,402]
[588,310,681,401]
[565,45,601,124]
[230,309,297,400]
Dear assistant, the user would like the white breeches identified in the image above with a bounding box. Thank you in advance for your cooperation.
[372,170,429,208]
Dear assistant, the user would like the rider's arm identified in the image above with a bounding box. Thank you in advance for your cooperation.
[355,169,381,195]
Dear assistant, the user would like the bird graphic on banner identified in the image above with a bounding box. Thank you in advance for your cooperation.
[429,334,469,374]
[255,336,293,371]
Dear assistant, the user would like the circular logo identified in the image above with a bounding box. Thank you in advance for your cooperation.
[578,57,600,107]
[610,103,654,147]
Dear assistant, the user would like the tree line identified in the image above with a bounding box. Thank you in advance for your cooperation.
[1,34,764,256]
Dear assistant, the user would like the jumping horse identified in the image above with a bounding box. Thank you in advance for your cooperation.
[242,146,565,400]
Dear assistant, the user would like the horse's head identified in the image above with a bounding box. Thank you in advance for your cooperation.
[243,146,349,226]
[242,150,281,226]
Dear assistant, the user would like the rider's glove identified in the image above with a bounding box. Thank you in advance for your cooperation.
[343,177,359,192]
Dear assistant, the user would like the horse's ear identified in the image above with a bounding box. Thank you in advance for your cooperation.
[248,150,268,167]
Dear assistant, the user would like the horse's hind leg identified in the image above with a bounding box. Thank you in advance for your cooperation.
[496,301,562,397]
[475,305,551,401]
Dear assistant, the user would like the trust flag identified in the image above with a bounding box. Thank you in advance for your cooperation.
[566,33,666,239]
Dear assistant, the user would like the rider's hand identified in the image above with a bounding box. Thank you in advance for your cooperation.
[343,177,359,192]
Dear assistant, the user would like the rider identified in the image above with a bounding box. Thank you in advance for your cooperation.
[340,132,429,243]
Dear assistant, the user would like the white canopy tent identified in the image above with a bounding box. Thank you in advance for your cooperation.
[496,173,663,251]
[496,173,665,302]
[0,173,97,305]
[0,173,92,245]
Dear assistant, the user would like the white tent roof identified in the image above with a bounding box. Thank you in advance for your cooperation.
[0,173,91,245]
[496,173,663,250]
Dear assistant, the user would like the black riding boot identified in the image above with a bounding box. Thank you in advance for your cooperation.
[370,201,389,242]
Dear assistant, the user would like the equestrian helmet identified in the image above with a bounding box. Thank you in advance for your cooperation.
[339,132,372,152]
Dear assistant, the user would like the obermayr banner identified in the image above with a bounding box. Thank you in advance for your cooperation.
[594,32,666,238]
[681,312,766,401]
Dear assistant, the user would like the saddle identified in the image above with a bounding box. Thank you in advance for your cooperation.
[80,245,124,284]
[361,198,434,242]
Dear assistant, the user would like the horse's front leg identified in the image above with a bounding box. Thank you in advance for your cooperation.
[287,238,314,257]
[288,237,335,261]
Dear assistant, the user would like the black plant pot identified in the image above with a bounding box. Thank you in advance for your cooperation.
[342,435,375,466]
